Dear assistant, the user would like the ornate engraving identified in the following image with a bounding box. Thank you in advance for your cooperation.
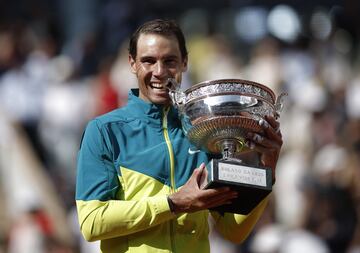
[186,81,275,104]
[169,79,285,155]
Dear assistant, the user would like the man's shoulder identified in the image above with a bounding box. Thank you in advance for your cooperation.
[92,106,133,127]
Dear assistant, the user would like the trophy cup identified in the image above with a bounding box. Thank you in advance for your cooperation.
[168,78,286,214]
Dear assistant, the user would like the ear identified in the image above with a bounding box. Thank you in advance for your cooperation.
[128,54,137,74]
[182,56,188,72]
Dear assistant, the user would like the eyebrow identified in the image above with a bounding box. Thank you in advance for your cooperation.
[138,54,180,61]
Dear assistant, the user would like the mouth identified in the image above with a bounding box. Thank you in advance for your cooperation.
[149,80,171,90]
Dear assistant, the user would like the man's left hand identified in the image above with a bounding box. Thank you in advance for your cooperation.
[245,115,283,182]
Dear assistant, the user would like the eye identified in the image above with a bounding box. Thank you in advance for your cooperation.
[164,58,178,67]
[141,57,156,65]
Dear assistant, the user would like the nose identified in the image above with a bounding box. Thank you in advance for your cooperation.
[153,61,166,77]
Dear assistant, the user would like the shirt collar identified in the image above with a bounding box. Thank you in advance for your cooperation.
[127,89,180,128]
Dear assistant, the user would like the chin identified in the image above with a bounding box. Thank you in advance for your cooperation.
[151,95,171,105]
[153,99,171,105]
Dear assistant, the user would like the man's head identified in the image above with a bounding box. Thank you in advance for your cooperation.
[128,19,188,105]
[129,19,188,61]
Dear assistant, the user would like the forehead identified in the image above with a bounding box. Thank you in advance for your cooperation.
[136,33,181,58]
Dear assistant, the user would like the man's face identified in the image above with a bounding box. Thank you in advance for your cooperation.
[129,33,187,105]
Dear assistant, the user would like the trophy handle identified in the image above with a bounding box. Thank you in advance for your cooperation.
[274,92,288,118]
[167,78,186,111]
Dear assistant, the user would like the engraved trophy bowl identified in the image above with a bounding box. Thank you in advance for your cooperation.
[168,78,286,214]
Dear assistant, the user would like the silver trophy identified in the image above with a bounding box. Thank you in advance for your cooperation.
[168,78,286,214]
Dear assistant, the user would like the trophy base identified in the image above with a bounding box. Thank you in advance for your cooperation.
[204,158,272,215]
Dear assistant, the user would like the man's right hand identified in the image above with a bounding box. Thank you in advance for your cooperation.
[167,163,238,214]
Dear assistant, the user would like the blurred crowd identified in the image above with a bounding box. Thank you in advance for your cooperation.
[0,0,360,253]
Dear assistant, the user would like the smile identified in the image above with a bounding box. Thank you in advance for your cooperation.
[150,81,171,89]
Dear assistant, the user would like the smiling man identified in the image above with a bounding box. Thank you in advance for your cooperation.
[129,32,187,105]
[75,19,283,253]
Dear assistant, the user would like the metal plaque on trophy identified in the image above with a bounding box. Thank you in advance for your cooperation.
[168,78,286,214]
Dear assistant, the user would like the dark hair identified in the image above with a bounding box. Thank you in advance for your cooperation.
[129,19,188,60]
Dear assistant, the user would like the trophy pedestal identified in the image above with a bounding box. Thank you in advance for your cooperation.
[204,159,272,215]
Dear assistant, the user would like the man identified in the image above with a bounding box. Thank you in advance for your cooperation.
[76,19,283,253]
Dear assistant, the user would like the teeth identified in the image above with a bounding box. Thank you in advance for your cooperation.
[151,83,166,88]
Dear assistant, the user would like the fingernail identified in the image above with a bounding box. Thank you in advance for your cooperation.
[250,142,255,149]
[246,141,255,149]
[259,119,269,128]
[253,134,261,142]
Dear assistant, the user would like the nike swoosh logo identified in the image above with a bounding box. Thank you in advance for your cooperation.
[188,148,201,155]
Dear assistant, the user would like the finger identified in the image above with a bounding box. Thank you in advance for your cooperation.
[201,191,238,209]
[188,163,206,188]
[257,119,282,145]
[245,140,256,150]
[259,118,281,138]
[198,163,206,170]
[199,166,208,189]
[250,133,282,150]
[200,189,238,201]
[193,163,205,173]
[196,163,206,185]
[265,115,280,130]
[259,116,282,139]
[199,187,234,200]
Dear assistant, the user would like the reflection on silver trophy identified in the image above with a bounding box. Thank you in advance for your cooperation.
[168,78,286,214]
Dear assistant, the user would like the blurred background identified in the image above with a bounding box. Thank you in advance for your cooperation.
[0,0,359,252]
